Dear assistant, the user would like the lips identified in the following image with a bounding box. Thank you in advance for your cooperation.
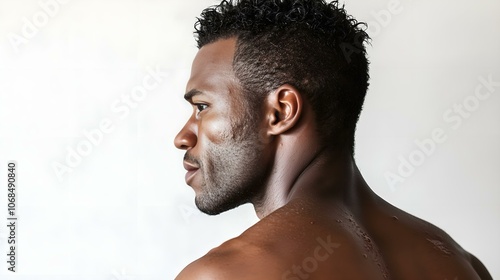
[183,161,200,184]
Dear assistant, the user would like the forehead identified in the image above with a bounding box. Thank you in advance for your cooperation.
[186,38,239,97]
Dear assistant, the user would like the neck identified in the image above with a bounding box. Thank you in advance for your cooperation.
[252,140,365,219]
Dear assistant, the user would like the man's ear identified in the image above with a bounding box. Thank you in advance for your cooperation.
[264,84,303,136]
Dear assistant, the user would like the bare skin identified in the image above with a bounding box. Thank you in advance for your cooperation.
[174,38,492,280]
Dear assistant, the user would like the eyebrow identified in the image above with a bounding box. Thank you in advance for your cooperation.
[184,89,203,102]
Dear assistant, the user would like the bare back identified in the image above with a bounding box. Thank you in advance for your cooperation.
[176,195,492,279]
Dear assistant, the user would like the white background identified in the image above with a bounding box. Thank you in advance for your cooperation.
[0,0,498,279]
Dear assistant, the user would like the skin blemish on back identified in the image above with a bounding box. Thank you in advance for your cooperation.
[427,238,453,256]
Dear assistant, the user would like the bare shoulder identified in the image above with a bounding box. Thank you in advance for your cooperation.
[175,229,385,280]
[376,203,493,279]
[176,200,389,279]
[422,222,492,279]
[174,236,284,280]
[469,252,493,280]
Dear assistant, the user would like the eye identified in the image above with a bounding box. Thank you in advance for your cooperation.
[195,103,208,114]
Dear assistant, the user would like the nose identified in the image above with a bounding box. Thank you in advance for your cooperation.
[174,116,197,150]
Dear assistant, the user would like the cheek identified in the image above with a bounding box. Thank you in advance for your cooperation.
[199,114,235,145]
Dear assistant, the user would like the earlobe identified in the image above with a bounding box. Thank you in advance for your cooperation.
[265,84,303,136]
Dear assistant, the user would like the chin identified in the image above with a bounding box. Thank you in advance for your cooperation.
[194,193,249,216]
[194,200,228,215]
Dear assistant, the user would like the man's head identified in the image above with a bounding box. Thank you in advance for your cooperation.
[195,0,370,153]
[175,0,370,215]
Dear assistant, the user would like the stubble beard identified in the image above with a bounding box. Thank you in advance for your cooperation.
[194,123,266,215]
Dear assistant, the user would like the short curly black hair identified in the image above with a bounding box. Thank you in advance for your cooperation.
[194,0,370,155]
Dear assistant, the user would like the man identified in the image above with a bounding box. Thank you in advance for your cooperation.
[174,0,492,279]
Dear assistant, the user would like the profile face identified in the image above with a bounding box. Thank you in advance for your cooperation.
[174,38,269,215]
